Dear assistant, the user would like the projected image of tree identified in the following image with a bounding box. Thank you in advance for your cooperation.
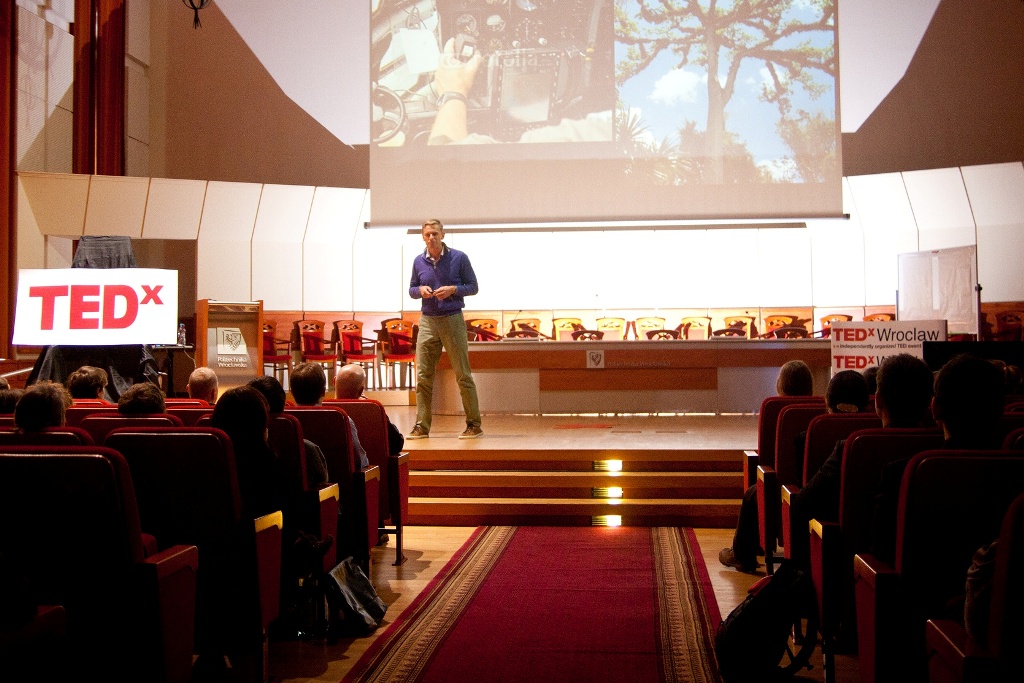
[615,0,838,185]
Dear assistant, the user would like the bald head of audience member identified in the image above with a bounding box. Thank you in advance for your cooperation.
[290,362,327,406]
[15,381,72,431]
[776,360,814,397]
[117,382,166,415]
[66,365,109,400]
[187,367,219,404]
[932,353,1005,447]
[873,354,935,428]
[335,364,367,399]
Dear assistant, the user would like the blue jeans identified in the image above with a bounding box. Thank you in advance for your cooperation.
[415,311,481,431]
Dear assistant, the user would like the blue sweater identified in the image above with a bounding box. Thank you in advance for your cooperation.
[409,245,479,317]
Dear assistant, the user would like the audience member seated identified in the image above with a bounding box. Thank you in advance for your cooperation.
[722,367,871,572]
[0,377,7,390]
[862,365,879,395]
[0,389,23,414]
[13,381,72,432]
[116,382,166,415]
[776,359,814,397]
[335,363,405,456]
[869,353,1006,565]
[187,366,219,404]
[789,354,934,538]
[248,374,329,487]
[290,362,369,469]
[65,365,111,401]
[210,385,286,521]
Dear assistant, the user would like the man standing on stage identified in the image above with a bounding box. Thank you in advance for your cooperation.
[407,219,482,439]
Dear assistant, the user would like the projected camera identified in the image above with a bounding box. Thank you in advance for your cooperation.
[370,0,614,145]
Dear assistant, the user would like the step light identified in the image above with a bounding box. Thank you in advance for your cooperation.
[591,515,622,527]
[592,487,623,499]
[593,459,623,472]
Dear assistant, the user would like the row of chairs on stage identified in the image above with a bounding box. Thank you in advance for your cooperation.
[0,398,408,683]
[264,318,416,392]
[470,312,895,342]
[744,393,1024,683]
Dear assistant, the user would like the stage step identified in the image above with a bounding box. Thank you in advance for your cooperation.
[404,447,746,528]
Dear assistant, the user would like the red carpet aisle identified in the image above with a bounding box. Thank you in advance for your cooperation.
[344,527,723,683]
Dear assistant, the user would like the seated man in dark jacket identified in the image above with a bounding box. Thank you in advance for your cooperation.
[335,363,405,456]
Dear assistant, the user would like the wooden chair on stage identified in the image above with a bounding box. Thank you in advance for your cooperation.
[333,320,381,389]
[761,314,810,339]
[817,314,853,338]
[571,329,604,341]
[634,316,666,339]
[596,317,627,340]
[863,312,894,322]
[646,328,680,340]
[508,318,546,338]
[994,310,1024,341]
[552,317,583,340]
[678,316,712,339]
[296,320,338,387]
[720,315,757,338]
[379,319,417,389]
[263,322,293,388]
[466,318,502,342]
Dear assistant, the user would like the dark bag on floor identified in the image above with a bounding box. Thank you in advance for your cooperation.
[324,556,387,636]
[714,559,818,682]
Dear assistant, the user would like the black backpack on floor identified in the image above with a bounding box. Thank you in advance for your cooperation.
[714,559,818,682]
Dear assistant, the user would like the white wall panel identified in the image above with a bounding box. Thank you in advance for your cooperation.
[142,178,207,239]
[18,171,88,236]
[755,228,812,307]
[83,175,150,237]
[962,162,1024,303]
[902,167,976,250]
[196,181,262,302]
[655,230,711,310]
[251,184,314,310]
[809,178,866,307]
[703,229,758,307]
[352,215,406,313]
[847,173,918,305]
[303,187,367,311]
[441,230,505,311]
[598,231,655,310]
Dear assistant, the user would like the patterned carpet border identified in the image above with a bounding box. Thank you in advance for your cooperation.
[344,527,724,683]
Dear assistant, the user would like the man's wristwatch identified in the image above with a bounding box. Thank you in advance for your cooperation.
[436,91,467,108]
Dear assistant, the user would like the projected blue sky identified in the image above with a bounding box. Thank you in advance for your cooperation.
[615,0,837,180]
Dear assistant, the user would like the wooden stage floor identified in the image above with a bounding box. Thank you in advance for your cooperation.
[383,405,759,451]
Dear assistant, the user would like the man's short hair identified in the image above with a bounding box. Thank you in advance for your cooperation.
[187,367,219,403]
[290,362,327,405]
[875,354,934,427]
[248,375,287,413]
[776,360,814,397]
[825,370,870,413]
[117,382,166,415]
[335,364,366,399]
[0,389,24,414]
[933,353,1005,443]
[422,219,443,231]
[66,365,108,399]
[15,381,72,431]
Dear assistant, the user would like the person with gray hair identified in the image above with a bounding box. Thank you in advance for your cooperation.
[187,366,219,404]
[335,363,405,457]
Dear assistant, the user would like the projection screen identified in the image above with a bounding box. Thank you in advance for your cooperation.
[369,0,842,228]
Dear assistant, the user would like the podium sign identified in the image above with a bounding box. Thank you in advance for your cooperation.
[196,300,263,394]
[830,320,947,372]
[13,268,178,346]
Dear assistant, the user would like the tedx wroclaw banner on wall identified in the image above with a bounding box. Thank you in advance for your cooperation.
[13,268,179,346]
[830,320,947,372]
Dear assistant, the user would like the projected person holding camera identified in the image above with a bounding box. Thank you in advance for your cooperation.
[407,219,483,440]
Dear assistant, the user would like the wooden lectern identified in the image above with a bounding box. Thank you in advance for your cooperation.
[195,300,264,396]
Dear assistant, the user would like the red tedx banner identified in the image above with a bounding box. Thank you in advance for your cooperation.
[13,268,179,346]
